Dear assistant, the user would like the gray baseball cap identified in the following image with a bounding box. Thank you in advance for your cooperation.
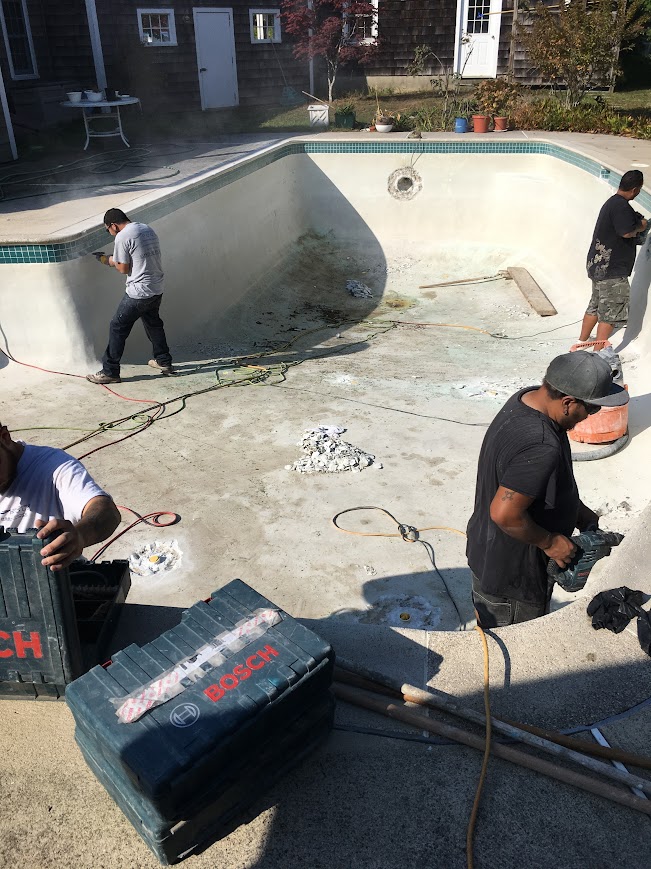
[545,351,629,407]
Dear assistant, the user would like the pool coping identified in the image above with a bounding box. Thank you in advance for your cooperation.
[1,131,649,263]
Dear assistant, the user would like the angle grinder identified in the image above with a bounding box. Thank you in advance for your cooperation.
[547,528,624,593]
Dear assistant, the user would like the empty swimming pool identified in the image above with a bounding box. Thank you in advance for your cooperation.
[1,138,650,632]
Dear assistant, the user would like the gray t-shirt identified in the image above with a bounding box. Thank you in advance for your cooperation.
[113,222,164,299]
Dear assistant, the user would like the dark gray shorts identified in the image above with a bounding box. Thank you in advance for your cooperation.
[471,573,551,628]
[586,277,630,327]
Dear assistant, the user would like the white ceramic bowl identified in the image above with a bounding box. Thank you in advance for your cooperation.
[85,91,103,102]
[120,94,131,100]
[66,91,83,103]
[375,123,394,133]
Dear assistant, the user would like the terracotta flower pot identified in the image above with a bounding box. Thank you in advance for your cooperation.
[472,115,490,133]
[493,116,508,132]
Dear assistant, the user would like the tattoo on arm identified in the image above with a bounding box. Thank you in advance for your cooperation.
[500,489,515,501]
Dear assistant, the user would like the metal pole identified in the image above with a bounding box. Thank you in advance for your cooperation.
[507,0,518,79]
[0,63,17,160]
[333,682,651,818]
[308,0,315,97]
[336,660,651,783]
[84,0,108,91]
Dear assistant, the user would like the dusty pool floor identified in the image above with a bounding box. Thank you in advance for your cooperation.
[6,236,649,634]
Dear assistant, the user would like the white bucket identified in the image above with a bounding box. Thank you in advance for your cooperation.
[307,104,329,127]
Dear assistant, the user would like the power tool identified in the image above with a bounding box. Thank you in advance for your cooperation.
[547,528,624,593]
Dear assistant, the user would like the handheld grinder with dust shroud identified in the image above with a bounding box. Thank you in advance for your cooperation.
[547,528,624,593]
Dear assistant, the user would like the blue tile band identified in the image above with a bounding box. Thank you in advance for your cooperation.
[1,141,649,264]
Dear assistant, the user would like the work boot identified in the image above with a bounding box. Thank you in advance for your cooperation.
[86,370,121,384]
[148,359,176,375]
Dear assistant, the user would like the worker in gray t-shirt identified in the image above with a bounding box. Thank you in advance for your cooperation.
[87,208,174,385]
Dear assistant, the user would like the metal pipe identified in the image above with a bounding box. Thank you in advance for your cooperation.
[84,0,108,91]
[335,660,651,780]
[591,727,647,800]
[333,682,651,818]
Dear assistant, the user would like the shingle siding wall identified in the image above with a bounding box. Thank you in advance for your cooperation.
[359,0,543,85]
[0,0,94,128]
[97,0,309,110]
[366,0,458,76]
[496,9,543,84]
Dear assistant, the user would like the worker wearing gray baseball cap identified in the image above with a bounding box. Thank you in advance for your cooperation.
[466,351,629,628]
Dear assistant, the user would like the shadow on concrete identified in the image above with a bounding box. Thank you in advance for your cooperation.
[628,391,651,438]
[239,660,651,869]
[314,567,475,633]
[618,239,651,350]
[106,602,185,655]
[97,653,651,869]
[0,138,288,215]
[72,165,388,370]
[87,581,651,868]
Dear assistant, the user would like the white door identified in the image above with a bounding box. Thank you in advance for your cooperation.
[193,8,239,109]
[455,0,503,78]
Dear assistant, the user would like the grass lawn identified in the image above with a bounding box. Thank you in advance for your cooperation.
[145,86,651,134]
[602,87,651,110]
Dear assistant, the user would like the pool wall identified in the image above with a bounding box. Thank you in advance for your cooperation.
[2,141,650,372]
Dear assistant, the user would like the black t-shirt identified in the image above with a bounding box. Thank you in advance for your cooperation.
[466,388,579,604]
[586,194,640,280]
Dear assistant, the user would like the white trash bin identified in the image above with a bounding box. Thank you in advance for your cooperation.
[307,104,329,127]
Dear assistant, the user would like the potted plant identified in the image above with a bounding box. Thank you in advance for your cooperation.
[375,113,396,132]
[372,91,396,133]
[452,97,475,133]
[334,102,356,129]
[474,78,521,132]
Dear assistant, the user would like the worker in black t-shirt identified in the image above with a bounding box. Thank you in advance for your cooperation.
[467,351,628,628]
[580,170,648,344]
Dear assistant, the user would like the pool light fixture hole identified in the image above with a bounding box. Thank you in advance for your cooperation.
[388,167,422,201]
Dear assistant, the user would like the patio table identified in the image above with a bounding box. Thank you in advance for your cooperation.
[60,97,141,149]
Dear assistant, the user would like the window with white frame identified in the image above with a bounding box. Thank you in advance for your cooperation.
[249,9,281,43]
[137,8,177,46]
[0,0,38,79]
[344,0,378,45]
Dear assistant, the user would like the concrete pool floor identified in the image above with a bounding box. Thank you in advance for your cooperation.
[2,133,651,868]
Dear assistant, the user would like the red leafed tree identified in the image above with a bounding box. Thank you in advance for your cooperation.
[282,0,378,102]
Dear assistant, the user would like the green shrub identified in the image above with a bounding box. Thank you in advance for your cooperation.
[474,78,522,117]
[407,106,441,132]
[517,0,650,107]
[510,96,651,138]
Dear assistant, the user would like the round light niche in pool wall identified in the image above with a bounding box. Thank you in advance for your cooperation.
[387,166,422,201]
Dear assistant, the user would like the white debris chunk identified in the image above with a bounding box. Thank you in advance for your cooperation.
[290,426,378,474]
[130,540,182,576]
[346,280,374,298]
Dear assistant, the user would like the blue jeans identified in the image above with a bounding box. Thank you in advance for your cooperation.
[102,293,172,377]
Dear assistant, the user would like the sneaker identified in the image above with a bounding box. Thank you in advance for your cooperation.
[148,359,176,375]
[86,370,121,384]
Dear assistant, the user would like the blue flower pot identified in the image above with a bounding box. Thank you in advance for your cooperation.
[454,117,468,134]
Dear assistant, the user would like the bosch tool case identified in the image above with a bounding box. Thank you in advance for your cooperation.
[66,579,335,861]
[76,692,334,864]
[0,529,130,698]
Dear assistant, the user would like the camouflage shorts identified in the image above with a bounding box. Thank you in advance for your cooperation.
[586,277,630,327]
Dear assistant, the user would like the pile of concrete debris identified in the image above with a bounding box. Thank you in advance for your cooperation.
[287,425,380,474]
